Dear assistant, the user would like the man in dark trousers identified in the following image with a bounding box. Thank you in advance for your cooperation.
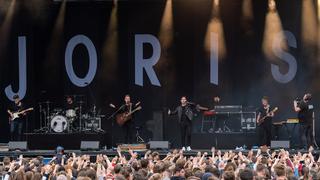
[7,95,25,141]
[294,93,313,149]
[256,96,274,147]
[118,94,141,144]
[168,96,195,151]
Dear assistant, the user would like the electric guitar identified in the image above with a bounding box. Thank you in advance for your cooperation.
[9,108,34,122]
[257,107,278,126]
[116,106,142,126]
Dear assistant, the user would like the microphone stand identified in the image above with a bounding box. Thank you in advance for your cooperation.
[108,105,125,120]
[108,104,125,148]
[312,111,319,148]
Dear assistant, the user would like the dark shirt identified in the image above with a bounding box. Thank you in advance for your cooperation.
[65,102,76,110]
[298,101,313,124]
[10,102,24,113]
[120,103,132,114]
[258,105,273,124]
[181,106,188,123]
[10,102,25,122]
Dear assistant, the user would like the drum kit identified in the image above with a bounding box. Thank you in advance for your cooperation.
[35,95,105,133]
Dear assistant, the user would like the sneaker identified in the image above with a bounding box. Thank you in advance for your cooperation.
[182,147,186,151]
[187,146,192,151]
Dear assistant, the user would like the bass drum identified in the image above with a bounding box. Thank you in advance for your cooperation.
[51,115,68,133]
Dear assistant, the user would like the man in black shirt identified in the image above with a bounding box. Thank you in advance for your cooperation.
[65,96,76,110]
[7,95,25,141]
[256,96,274,147]
[168,96,194,151]
[294,93,313,149]
[119,94,137,144]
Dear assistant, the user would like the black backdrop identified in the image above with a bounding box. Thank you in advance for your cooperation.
[0,0,319,146]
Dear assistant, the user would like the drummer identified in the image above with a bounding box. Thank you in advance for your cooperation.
[65,96,76,110]
[65,96,77,121]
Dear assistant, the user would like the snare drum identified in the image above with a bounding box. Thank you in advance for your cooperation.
[51,115,68,133]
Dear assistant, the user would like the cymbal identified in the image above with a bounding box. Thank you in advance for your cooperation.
[78,101,85,104]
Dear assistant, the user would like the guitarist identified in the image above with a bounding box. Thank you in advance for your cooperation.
[256,96,274,147]
[7,95,25,141]
[119,94,138,144]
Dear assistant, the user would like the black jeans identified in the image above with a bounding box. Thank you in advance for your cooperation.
[258,121,272,146]
[299,123,313,149]
[10,120,24,141]
[180,120,192,147]
[123,120,133,144]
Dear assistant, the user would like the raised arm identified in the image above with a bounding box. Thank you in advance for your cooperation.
[168,107,178,115]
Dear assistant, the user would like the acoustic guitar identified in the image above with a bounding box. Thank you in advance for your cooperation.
[116,106,142,126]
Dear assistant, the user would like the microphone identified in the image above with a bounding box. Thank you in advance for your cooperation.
[187,101,195,105]
[109,104,116,108]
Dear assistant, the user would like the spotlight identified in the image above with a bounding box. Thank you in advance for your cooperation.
[262,0,284,60]
[268,0,276,11]
[204,0,226,58]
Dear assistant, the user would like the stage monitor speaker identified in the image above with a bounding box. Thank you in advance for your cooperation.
[271,140,290,149]
[8,141,27,151]
[80,141,100,150]
[148,141,169,149]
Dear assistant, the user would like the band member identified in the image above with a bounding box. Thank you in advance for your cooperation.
[213,96,220,104]
[7,95,25,141]
[119,94,136,144]
[64,96,77,126]
[65,96,76,110]
[212,96,223,132]
[168,96,195,151]
[294,93,313,149]
[256,96,274,147]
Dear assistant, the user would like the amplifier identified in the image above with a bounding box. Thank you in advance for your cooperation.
[271,140,290,149]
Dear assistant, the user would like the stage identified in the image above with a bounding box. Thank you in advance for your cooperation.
[0,146,319,160]
[22,132,260,150]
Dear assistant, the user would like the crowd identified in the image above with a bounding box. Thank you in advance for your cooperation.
[1,146,320,180]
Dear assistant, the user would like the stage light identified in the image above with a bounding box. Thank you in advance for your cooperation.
[301,0,317,47]
[318,0,320,22]
[101,0,118,81]
[157,0,175,89]
[204,0,226,58]
[158,0,173,50]
[268,0,276,11]
[242,0,253,21]
[241,0,253,36]
[44,0,66,71]
[262,0,285,60]
[0,0,16,58]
